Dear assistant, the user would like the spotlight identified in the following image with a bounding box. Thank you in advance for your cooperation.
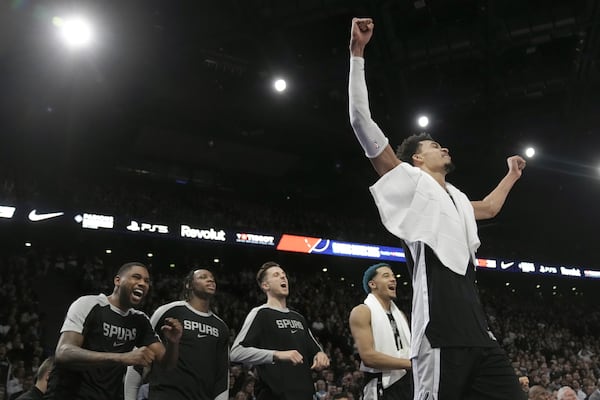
[54,16,93,48]
[273,78,287,92]
[525,147,536,158]
[417,115,429,128]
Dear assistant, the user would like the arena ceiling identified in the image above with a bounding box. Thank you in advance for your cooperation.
[1,0,600,267]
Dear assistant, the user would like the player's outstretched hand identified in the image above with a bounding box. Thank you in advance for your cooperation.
[507,155,526,178]
[350,18,374,53]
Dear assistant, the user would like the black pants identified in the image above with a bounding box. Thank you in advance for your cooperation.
[413,336,523,400]
[363,371,413,400]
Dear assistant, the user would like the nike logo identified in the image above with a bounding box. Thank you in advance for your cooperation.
[113,341,126,347]
[500,261,514,270]
[197,334,208,338]
[291,329,298,334]
[28,209,64,222]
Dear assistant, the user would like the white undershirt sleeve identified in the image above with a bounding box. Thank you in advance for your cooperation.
[349,56,389,158]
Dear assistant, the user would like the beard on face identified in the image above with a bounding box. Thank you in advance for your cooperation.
[444,161,455,173]
[194,287,214,300]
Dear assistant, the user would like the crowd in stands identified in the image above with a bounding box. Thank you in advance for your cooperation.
[2,171,600,399]
[0,246,599,400]
[0,170,521,258]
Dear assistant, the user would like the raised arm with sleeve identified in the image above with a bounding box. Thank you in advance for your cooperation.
[348,18,400,176]
[349,56,389,159]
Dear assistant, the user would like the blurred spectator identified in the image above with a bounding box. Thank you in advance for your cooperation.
[315,379,327,400]
[13,356,53,400]
[530,385,552,400]
[584,380,600,400]
[557,386,578,400]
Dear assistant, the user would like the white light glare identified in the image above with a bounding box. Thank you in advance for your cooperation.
[322,267,328,272]
[55,16,93,48]
[105,249,112,254]
[25,242,32,247]
[273,79,287,92]
[525,147,536,158]
[417,115,429,128]
[147,253,153,258]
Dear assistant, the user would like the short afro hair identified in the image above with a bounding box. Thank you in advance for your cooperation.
[395,133,433,165]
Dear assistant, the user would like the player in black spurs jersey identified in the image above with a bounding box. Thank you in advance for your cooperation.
[231,261,330,400]
[44,262,182,400]
[348,17,527,400]
[125,268,229,400]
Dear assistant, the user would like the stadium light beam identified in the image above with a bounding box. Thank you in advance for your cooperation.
[273,78,287,93]
[417,115,429,128]
[525,147,536,158]
[54,16,93,48]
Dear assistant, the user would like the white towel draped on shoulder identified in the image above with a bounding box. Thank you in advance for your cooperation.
[369,163,480,275]
[360,294,411,389]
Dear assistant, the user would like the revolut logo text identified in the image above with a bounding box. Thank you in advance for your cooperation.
[180,225,226,241]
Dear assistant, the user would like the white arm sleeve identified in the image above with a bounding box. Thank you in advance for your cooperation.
[349,56,389,158]
[230,307,275,366]
[124,366,143,400]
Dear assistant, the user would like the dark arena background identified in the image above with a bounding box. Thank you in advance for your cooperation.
[1,1,599,399]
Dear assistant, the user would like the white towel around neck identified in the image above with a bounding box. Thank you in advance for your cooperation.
[360,293,411,388]
[369,163,480,276]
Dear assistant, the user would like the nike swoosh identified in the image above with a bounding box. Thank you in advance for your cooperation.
[113,341,126,347]
[28,210,65,222]
[291,330,298,334]
[197,334,208,338]
[500,262,514,270]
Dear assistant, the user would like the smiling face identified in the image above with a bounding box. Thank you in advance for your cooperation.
[412,140,454,175]
[114,265,150,309]
[260,266,289,299]
[368,266,397,300]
